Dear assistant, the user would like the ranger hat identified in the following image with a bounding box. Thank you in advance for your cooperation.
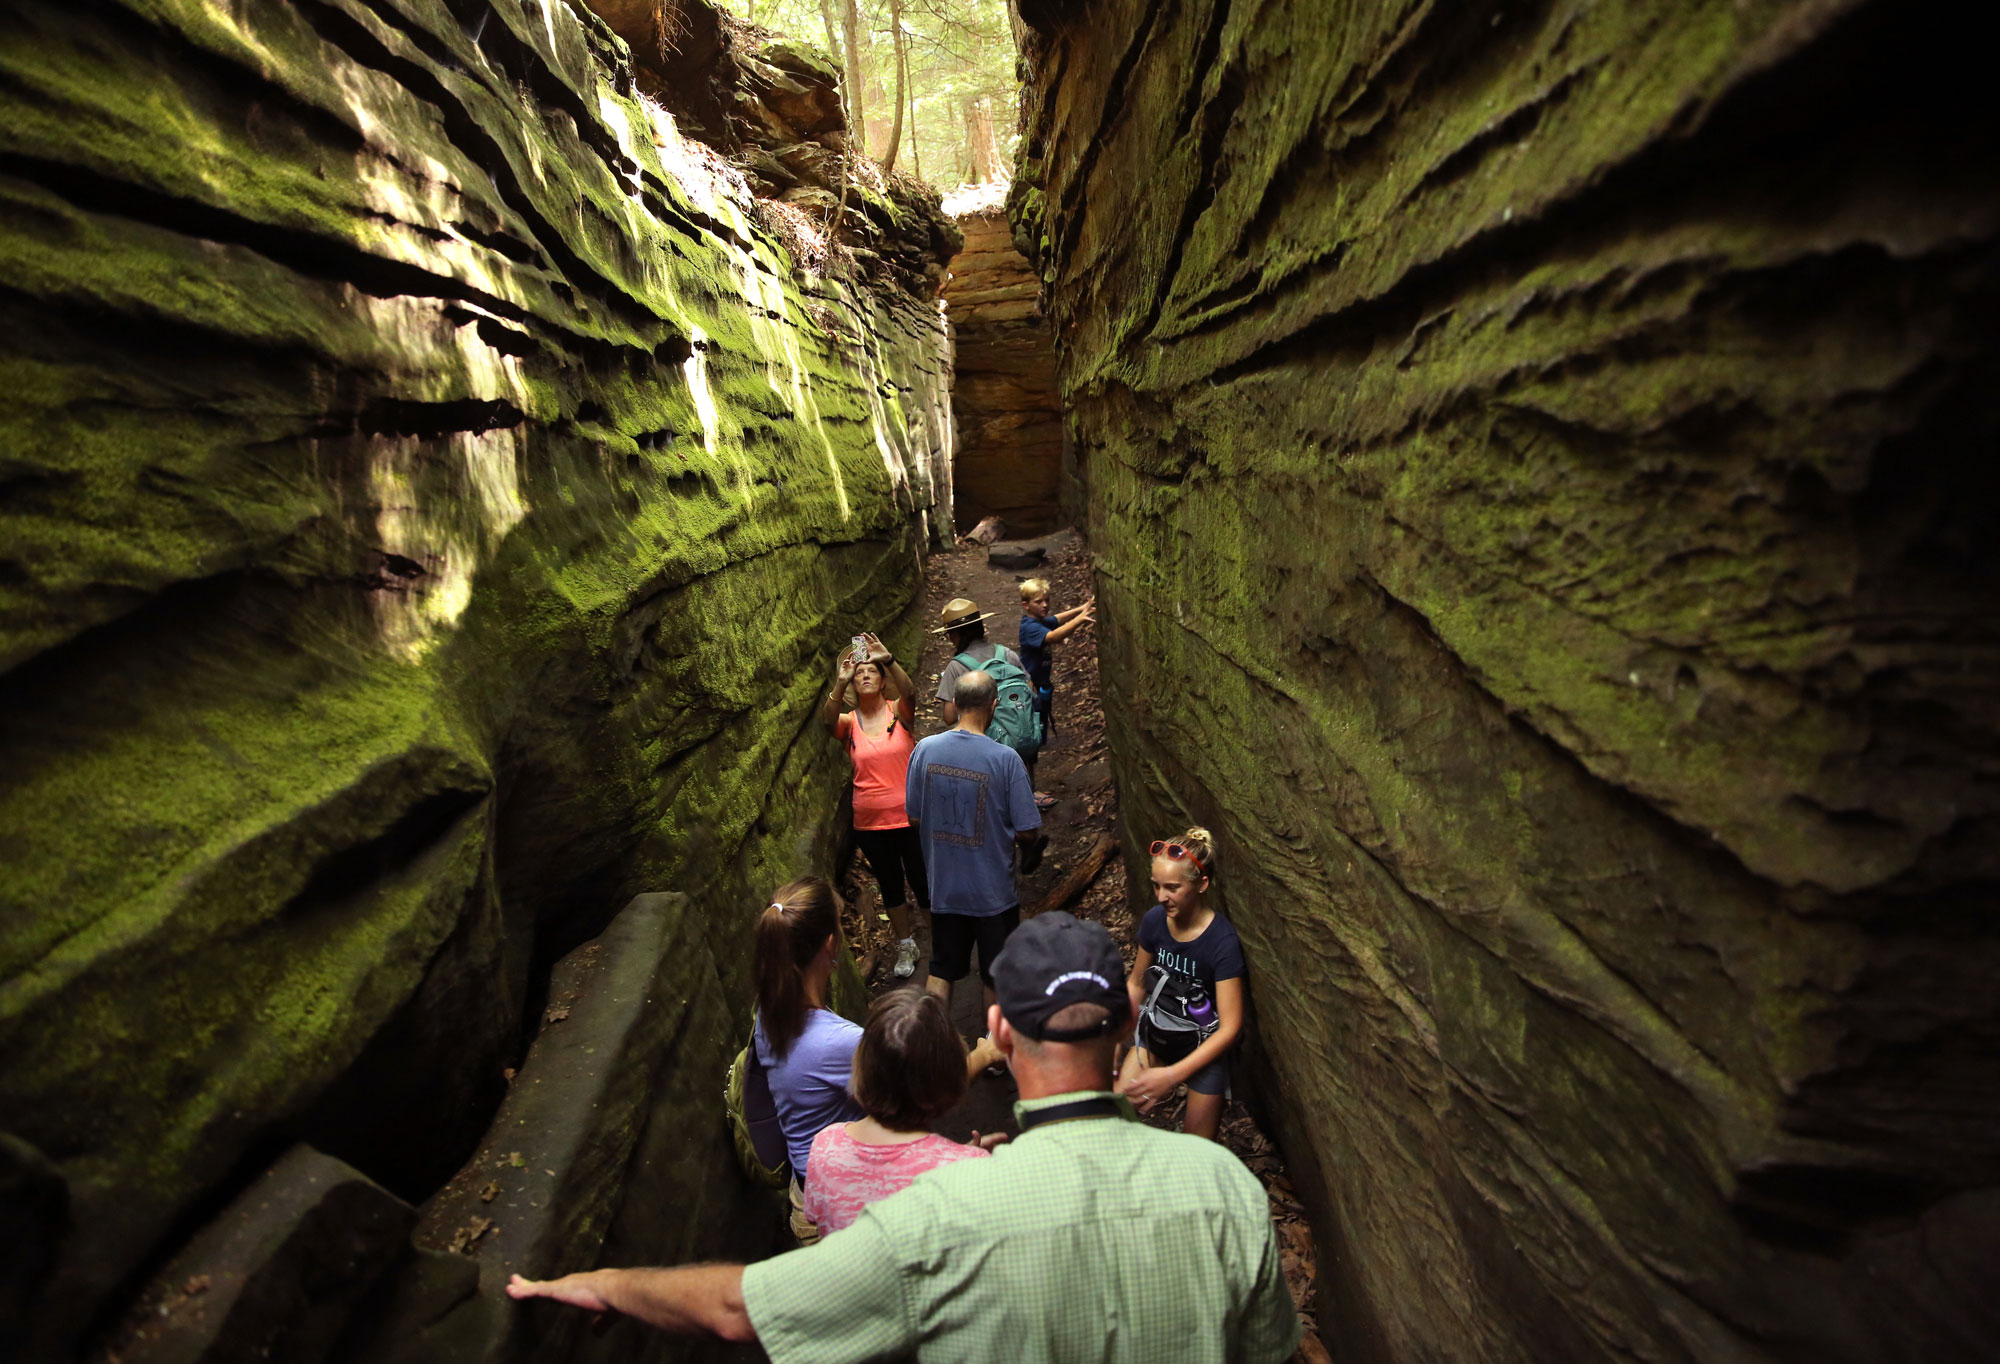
[933,597,999,632]
[991,912,1132,1041]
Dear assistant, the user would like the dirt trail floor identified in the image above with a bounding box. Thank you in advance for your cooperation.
[836,534,1329,1360]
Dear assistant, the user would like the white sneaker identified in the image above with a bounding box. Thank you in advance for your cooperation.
[893,937,920,979]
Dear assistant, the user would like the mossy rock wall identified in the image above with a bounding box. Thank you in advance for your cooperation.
[0,0,949,1355]
[1014,1,1999,1360]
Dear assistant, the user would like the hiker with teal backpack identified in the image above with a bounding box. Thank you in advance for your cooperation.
[933,597,1040,754]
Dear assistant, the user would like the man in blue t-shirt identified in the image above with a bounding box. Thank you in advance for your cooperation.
[906,670,1044,1010]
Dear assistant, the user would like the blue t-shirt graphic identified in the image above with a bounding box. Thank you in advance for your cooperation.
[906,728,1040,916]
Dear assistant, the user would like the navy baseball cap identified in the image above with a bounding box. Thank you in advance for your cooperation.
[992,912,1131,1041]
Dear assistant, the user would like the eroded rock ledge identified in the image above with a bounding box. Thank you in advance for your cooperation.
[1014,1,2000,1360]
[584,0,964,299]
[0,0,948,1357]
[943,206,1067,535]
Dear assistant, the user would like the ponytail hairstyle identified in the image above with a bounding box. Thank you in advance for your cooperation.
[1179,826,1216,875]
[754,877,840,1057]
[1173,826,1217,886]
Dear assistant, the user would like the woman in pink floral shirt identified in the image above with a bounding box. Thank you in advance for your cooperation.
[803,989,1000,1234]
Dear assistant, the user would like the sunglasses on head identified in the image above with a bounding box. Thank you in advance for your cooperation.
[1150,840,1207,876]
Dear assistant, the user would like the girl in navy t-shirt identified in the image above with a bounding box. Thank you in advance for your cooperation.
[1117,825,1245,1140]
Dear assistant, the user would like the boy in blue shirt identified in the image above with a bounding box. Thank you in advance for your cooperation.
[1017,578,1094,806]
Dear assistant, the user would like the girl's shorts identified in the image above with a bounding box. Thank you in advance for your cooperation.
[1138,1019,1230,1096]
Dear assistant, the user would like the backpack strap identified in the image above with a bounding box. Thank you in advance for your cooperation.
[1138,967,1215,1039]
[845,712,897,752]
[739,1012,790,1177]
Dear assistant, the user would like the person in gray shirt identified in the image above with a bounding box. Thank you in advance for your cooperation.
[933,597,1022,726]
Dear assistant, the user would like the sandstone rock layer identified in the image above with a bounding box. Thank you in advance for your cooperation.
[1014,1,2000,1360]
[943,209,1066,533]
[0,0,948,1355]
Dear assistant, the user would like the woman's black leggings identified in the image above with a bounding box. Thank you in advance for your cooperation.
[853,824,929,911]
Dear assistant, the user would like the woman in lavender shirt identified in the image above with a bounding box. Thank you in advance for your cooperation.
[753,878,865,1241]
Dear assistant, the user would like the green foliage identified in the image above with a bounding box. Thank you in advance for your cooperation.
[720,0,1020,185]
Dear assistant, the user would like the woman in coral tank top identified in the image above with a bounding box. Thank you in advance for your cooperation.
[821,631,927,979]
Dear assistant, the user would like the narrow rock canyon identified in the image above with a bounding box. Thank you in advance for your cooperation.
[3,0,1996,1362]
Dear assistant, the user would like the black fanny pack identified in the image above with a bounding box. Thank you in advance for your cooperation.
[1138,968,1220,1043]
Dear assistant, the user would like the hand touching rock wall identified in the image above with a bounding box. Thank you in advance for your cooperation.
[1014,1,1999,1360]
[0,0,949,1355]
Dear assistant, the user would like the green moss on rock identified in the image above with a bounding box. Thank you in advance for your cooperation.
[1015,1,2000,1360]
[0,0,952,1354]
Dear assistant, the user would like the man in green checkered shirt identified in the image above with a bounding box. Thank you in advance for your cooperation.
[508,912,1301,1363]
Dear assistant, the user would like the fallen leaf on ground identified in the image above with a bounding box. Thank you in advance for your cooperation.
[449,1216,495,1254]
[1283,1219,1314,1258]
[1281,1247,1310,1302]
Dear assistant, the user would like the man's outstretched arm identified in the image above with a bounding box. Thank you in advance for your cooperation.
[507,1264,756,1343]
